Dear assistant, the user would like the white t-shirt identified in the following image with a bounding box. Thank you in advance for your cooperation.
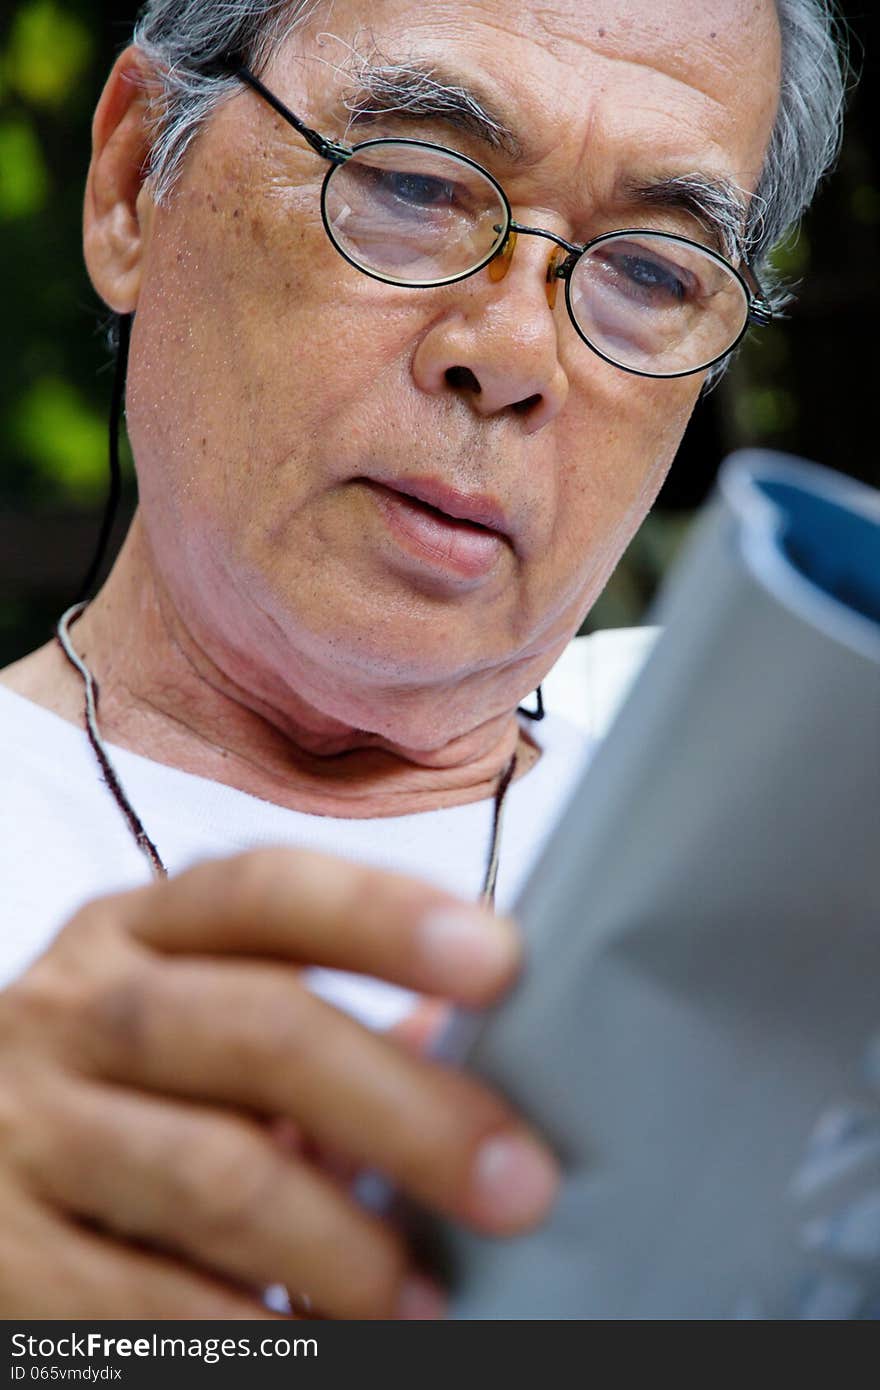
[0,684,594,1026]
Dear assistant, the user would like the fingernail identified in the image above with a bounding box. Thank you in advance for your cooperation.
[469,1132,559,1230]
[418,907,518,990]
[396,1274,447,1320]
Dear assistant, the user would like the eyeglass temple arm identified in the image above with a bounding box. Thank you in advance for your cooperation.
[742,262,774,326]
[747,296,773,327]
[236,66,352,164]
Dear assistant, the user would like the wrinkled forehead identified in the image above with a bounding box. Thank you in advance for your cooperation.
[266,0,781,196]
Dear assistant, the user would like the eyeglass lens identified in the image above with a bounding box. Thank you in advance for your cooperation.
[323,142,750,376]
[569,233,750,375]
[324,142,508,283]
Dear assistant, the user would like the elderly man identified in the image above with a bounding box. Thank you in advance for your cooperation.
[0,0,844,1319]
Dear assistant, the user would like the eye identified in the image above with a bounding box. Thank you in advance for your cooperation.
[616,253,688,300]
[380,169,459,208]
[353,161,472,217]
[592,243,700,308]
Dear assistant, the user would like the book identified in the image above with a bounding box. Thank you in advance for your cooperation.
[433,450,880,1319]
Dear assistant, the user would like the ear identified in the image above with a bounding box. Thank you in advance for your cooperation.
[83,46,157,314]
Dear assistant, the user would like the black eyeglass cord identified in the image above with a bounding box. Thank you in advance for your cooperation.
[517,685,545,720]
[76,312,132,604]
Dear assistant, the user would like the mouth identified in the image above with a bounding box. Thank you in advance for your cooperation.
[365,474,512,536]
[360,475,511,583]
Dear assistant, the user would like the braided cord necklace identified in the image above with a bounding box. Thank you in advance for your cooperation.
[56,602,519,908]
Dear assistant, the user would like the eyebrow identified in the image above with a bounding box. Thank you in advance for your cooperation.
[339,59,523,159]
[625,174,751,261]
[335,56,750,261]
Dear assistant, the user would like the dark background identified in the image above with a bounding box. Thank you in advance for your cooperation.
[1,1,877,663]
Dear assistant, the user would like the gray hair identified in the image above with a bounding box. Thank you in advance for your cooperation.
[132,0,849,292]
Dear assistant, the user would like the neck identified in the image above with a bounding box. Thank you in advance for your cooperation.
[8,516,540,818]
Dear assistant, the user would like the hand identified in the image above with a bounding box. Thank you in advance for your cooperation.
[0,849,558,1318]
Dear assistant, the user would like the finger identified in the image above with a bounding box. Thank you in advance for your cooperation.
[269,1116,359,1190]
[0,1181,284,1320]
[390,1000,451,1055]
[270,1033,461,1199]
[267,1115,307,1157]
[82,958,559,1236]
[24,1076,434,1320]
[117,848,520,1005]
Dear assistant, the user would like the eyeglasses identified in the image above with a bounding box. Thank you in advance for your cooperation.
[237,66,774,380]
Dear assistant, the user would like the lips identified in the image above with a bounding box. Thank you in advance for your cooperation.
[361,476,510,583]
[363,474,512,539]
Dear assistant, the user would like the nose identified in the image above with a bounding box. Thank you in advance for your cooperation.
[411,239,569,433]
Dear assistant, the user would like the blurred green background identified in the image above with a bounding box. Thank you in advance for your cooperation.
[1,1,878,664]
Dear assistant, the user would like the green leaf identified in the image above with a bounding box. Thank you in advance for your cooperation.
[770,230,811,277]
[733,385,798,439]
[0,116,49,220]
[7,0,93,108]
[852,183,880,227]
[12,376,108,501]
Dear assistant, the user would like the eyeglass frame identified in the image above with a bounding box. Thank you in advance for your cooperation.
[235,64,775,380]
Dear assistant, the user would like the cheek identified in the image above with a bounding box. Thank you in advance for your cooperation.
[125,174,426,538]
[130,185,329,436]
[563,365,696,508]
[545,371,698,600]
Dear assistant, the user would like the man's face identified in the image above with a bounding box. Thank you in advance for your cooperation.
[122,0,780,747]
